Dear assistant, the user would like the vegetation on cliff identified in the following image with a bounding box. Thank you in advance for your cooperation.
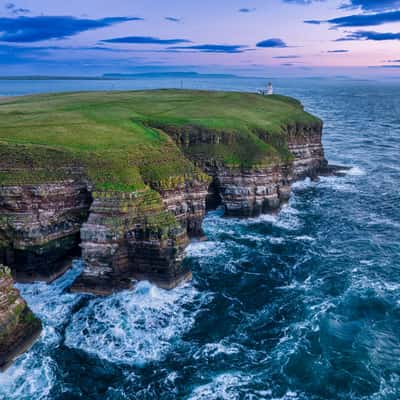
[0,90,320,193]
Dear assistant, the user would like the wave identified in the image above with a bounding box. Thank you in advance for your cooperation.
[0,261,84,400]
[64,281,209,366]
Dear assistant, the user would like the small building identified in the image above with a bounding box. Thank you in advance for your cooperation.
[258,82,274,96]
[267,82,273,95]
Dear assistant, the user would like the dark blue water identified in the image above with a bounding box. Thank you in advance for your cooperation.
[1,78,400,400]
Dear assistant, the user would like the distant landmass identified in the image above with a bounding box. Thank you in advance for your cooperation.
[0,72,243,80]
[0,76,111,80]
[102,72,241,79]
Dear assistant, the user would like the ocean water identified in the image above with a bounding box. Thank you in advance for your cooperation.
[0,77,400,399]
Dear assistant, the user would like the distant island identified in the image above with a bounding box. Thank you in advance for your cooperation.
[103,72,241,79]
[0,72,244,81]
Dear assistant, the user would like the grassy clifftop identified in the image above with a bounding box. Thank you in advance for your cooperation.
[0,89,320,191]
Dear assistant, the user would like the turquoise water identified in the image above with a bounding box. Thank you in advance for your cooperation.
[0,77,400,399]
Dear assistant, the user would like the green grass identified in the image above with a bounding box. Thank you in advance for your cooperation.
[0,89,321,191]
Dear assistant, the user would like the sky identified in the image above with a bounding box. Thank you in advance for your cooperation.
[0,0,399,77]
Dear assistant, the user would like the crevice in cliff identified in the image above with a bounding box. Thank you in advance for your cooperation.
[206,178,222,211]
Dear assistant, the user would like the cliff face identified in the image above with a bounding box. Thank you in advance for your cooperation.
[220,122,326,216]
[70,185,204,294]
[0,265,41,371]
[157,177,210,238]
[0,181,91,282]
[0,90,328,295]
[166,121,326,217]
[286,122,327,180]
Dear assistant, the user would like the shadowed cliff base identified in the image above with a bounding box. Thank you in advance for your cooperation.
[0,89,329,294]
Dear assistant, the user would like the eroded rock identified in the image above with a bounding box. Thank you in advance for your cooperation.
[0,265,41,371]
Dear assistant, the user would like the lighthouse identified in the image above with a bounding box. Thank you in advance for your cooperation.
[267,82,273,95]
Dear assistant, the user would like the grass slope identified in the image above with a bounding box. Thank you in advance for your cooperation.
[0,90,320,192]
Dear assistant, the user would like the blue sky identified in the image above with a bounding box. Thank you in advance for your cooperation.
[0,0,399,76]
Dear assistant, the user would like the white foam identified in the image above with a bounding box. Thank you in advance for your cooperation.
[0,354,55,400]
[16,261,84,345]
[193,342,242,360]
[360,259,374,266]
[318,176,357,193]
[187,373,252,400]
[64,281,209,366]
[186,241,227,258]
[0,262,84,400]
[295,235,315,242]
[292,177,313,190]
[345,166,366,176]
[269,237,285,244]
[274,205,302,231]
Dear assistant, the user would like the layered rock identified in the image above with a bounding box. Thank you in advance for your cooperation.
[0,265,42,371]
[0,93,328,294]
[286,122,327,180]
[164,121,327,217]
[212,122,327,216]
[155,177,210,238]
[71,189,192,295]
[0,181,91,282]
[206,164,292,217]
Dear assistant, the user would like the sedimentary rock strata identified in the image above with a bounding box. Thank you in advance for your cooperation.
[0,121,327,293]
[0,181,91,282]
[71,189,192,294]
[0,91,329,295]
[167,121,326,217]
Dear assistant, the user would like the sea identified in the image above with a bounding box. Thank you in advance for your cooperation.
[0,76,399,400]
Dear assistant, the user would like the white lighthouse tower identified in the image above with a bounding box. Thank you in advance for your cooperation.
[267,82,273,95]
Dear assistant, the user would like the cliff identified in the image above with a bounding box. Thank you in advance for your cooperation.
[0,90,327,294]
[0,265,42,371]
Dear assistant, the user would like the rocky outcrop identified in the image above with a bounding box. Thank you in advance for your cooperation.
[206,164,292,217]
[0,181,91,282]
[0,105,328,293]
[212,122,327,216]
[156,177,210,238]
[0,265,41,371]
[71,189,193,295]
[286,122,327,180]
[165,121,327,217]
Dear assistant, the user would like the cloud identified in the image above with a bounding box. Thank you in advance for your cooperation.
[273,55,300,58]
[304,20,322,24]
[327,49,349,52]
[386,59,400,62]
[167,44,248,53]
[102,36,191,45]
[369,64,400,68]
[0,16,141,43]
[308,10,400,27]
[165,17,181,22]
[4,2,30,14]
[238,8,256,13]
[281,63,295,66]
[0,43,139,58]
[340,0,400,11]
[256,38,288,48]
[336,30,400,41]
[283,0,325,4]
